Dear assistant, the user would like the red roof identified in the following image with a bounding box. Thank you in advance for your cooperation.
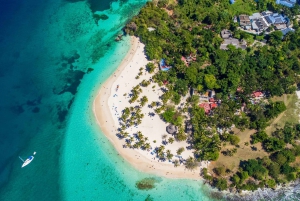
[199,103,211,114]
[181,56,188,66]
[210,103,218,109]
[209,98,215,102]
[252,91,263,97]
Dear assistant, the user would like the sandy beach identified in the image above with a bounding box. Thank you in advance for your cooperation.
[93,36,207,179]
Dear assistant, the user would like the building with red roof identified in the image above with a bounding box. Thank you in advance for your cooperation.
[252,91,263,98]
[200,102,218,114]
[181,56,188,66]
[210,103,218,109]
[199,103,211,114]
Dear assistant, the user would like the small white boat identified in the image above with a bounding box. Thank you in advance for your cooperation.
[19,152,36,168]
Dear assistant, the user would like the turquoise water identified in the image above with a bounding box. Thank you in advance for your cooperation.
[0,0,215,200]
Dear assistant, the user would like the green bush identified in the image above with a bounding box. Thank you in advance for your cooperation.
[251,131,268,144]
[213,178,227,191]
[266,179,276,188]
[263,137,285,152]
[162,107,183,126]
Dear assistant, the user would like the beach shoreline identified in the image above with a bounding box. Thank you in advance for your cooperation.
[93,36,203,179]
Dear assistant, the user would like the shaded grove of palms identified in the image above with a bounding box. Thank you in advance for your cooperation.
[121,1,300,191]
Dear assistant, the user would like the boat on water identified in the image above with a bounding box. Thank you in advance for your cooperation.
[19,152,36,168]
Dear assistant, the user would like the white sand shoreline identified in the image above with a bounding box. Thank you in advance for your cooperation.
[93,36,204,179]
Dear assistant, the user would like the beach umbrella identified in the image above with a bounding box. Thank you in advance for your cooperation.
[166,124,177,134]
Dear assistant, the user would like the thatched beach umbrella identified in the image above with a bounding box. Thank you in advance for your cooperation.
[166,124,177,134]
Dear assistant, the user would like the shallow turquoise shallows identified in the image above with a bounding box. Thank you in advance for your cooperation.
[60,1,215,201]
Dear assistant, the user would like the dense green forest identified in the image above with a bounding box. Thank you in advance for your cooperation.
[124,0,300,191]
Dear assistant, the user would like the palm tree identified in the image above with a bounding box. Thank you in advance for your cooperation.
[158,145,165,155]
[140,95,148,107]
[166,150,173,160]
[144,143,151,151]
[177,147,185,155]
[128,121,133,126]
[168,137,174,144]
[126,141,132,148]
[174,159,179,167]
[185,156,197,170]
[137,119,142,125]
[133,143,139,149]
[158,151,165,159]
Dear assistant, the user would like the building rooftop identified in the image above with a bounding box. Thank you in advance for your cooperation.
[249,13,262,20]
[220,29,232,39]
[281,27,295,36]
[220,38,247,50]
[239,15,251,26]
[159,59,172,71]
[252,91,263,98]
[276,0,296,7]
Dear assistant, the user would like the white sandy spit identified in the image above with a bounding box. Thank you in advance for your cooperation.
[93,36,208,179]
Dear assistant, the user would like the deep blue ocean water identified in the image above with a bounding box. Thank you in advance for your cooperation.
[0,0,299,200]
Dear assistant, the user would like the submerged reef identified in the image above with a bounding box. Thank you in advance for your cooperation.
[135,177,158,190]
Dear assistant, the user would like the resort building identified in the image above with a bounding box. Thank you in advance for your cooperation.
[239,11,290,34]
[276,0,297,7]
[199,102,218,115]
[181,54,196,67]
[281,27,295,36]
[199,103,211,114]
[159,59,172,71]
[221,29,232,39]
[252,91,264,100]
[199,90,219,115]
[220,37,247,50]
[238,15,251,29]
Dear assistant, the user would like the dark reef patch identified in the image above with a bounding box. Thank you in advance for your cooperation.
[135,177,158,190]
[10,105,24,114]
[32,107,40,113]
[93,14,109,25]
[57,106,68,122]
[59,70,85,95]
[27,97,42,106]
[68,97,74,109]
[61,52,80,66]
[87,0,116,13]
[87,68,94,74]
